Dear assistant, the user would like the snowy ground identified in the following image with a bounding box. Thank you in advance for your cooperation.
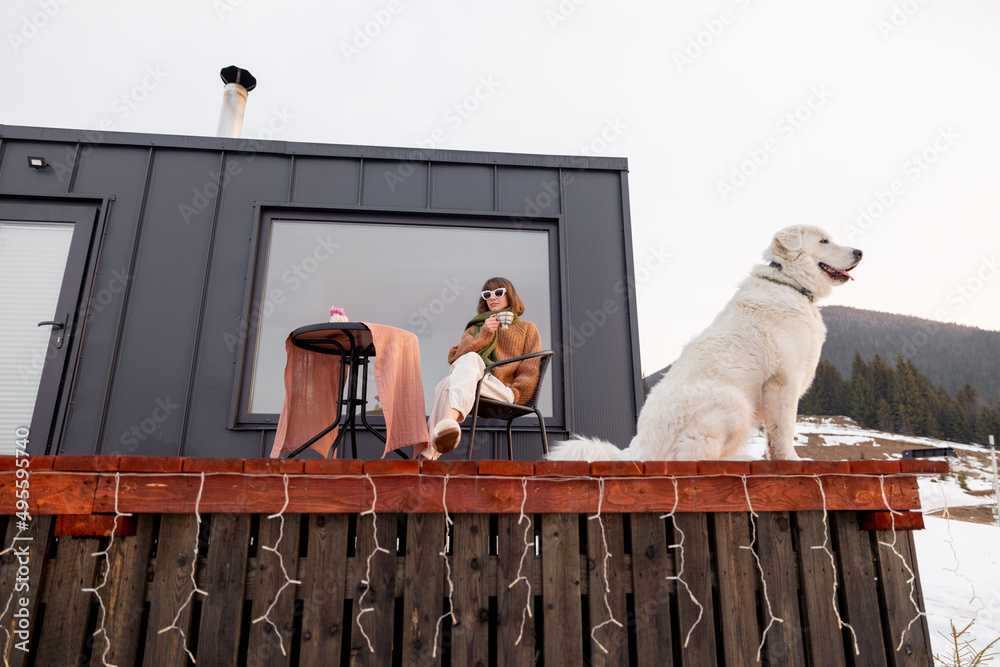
[749,417,1000,657]
[915,516,1000,661]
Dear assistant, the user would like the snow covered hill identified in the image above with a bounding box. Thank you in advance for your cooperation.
[767,416,1000,658]
[915,517,1000,662]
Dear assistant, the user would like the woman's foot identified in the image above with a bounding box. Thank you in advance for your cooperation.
[431,419,462,454]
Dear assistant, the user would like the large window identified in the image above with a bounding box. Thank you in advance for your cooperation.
[235,210,559,427]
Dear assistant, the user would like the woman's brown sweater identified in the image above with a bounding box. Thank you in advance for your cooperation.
[447,320,542,405]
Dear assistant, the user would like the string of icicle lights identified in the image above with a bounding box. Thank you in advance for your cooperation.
[0,467,950,663]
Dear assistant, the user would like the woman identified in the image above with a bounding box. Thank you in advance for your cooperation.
[425,277,542,457]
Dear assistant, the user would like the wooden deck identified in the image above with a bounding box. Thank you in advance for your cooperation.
[0,457,944,666]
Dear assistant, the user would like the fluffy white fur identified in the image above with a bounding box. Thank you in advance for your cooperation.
[548,225,862,462]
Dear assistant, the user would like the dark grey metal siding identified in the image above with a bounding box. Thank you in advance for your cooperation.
[563,169,640,441]
[430,164,494,211]
[498,167,562,216]
[0,139,78,194]
[363,159,428,209]
[102,149,222,456]
[0,125,638,459]
[184,153,292,458]
[61,145,152,454]
[289,157,361,205]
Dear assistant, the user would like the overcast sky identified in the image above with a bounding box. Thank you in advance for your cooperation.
[2,0,998,374]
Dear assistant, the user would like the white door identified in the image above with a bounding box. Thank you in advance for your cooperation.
[0,222,74,454]
[0,202,97,455]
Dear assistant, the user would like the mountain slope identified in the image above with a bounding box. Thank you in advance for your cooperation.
[644,306,1000,405]
[820,306,1000,405]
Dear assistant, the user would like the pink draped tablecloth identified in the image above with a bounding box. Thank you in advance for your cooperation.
[270,322,430,459]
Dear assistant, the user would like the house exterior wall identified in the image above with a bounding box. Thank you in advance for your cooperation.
[0,125,641,459]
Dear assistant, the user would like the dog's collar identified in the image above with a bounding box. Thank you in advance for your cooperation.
[763,262,814,302]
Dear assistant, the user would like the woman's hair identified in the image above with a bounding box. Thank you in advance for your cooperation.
[477,276,525,316]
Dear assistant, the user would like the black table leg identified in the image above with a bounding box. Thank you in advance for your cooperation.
[285,326,409,460]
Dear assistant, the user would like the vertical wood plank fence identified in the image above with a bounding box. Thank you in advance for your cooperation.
[0,456,944,666]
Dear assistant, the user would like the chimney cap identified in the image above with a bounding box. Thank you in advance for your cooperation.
[220,66,257,92]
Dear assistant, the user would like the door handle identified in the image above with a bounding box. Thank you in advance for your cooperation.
[38,317,66,349]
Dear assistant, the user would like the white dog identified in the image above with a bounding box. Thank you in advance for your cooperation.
[548,225,862,462]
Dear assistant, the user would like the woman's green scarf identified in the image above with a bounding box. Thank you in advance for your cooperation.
[465,308,520,367]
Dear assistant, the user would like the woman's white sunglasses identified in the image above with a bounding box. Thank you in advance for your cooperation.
[481,288,506,300]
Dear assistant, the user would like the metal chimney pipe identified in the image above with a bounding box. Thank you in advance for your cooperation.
[216,66,257,138]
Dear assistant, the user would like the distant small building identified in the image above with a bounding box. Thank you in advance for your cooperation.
[0,124,641,458]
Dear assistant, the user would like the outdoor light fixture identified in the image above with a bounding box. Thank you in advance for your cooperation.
[27,156,48,169]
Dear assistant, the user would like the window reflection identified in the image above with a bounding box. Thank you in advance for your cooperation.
[248,219,553,418]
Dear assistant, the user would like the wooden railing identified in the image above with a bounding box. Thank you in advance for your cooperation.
[0,456,945,666]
